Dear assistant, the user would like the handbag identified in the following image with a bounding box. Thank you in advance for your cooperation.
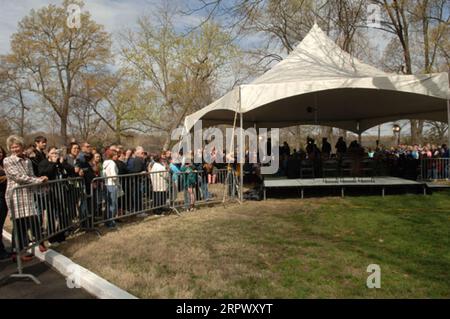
[117,184,125,198]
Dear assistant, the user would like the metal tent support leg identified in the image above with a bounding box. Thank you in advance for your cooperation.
[447,98,450,155]
[10,273,41,285]
[239,112,244,203]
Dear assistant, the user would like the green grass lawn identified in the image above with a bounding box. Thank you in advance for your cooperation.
[58,192,450,298]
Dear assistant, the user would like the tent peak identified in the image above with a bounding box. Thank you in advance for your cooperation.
[183,25,448,134]
[251,24,388,85]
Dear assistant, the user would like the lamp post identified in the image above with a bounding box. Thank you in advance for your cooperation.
[393,124,401,146]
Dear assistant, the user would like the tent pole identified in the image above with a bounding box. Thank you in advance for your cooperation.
[356,121,361,145]
[240,111,244,202]
[447,98,450,151]
[448,70,450,152]
[237,86,244,203]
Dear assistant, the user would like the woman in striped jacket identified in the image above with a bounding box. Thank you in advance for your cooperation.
[3,135,48,261]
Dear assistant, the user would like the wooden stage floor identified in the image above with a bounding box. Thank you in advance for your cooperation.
[263,176,427,199]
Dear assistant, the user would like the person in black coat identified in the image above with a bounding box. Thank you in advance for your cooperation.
[37,147,74,244]
[0,147,10,260]
[38,151,74,180]
[335,137,347,156]
[280,142,291,157]
[127,147,147,212]
[127,152,146,173]
[115,156,129,175]
[114,149,129,215]
[322,138,332,157]
[78,153,97,228]
[31,136,48,176]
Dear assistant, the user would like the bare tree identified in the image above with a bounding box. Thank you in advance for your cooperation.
[376,0,418,142]
[376,0,449,144]
[0,55,32,137]
[120,7,240,148]
[7,0,112,143]
[425,120,448,143]
[69,98,102,142]
[83,70,147,144]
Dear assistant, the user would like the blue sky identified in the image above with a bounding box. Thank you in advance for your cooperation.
[0,0,208,54]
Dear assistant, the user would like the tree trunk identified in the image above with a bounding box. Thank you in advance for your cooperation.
[20,103,25,138]
[294,126,302,150]
[114,131,122,144]
[403,44,413,74]
[17,88,26,138]
[114,117,122,144]
[409,2,430,146]
[60,116,68,145]
[410,119,424,144]
[163,132,171,151]
[422,21,430,71]
[60,97,70,144]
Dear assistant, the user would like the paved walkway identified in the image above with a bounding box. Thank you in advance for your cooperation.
[0,242,93,299]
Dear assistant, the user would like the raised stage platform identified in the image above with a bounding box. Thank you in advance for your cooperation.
[263,176,428,199]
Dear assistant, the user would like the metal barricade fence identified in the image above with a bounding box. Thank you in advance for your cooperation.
[5,169,238,283]
[90,171,172,227]
[8,177,87,284]
[420,158,450,181]
[171,168,237,210]
[90,169,238,226]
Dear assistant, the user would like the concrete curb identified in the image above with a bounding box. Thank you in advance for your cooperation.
[3,231,138,299]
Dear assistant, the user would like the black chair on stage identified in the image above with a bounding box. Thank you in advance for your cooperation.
[340,158,355,182]
[359,158,375,182]
[300,160,315,179]
[286,158,301,179]
[322,159,339,183]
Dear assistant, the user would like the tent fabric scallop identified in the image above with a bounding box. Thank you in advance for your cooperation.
[184,23,449,134]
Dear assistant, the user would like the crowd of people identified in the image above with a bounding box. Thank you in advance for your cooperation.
[1,133,448,262]
[0,135,237,262]
[278,137,449,179]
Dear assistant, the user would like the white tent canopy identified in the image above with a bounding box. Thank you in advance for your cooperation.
[184,24,449,134]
